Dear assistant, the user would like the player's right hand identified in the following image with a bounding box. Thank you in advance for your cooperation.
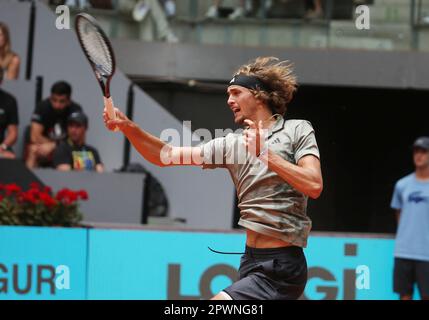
[103,107,133,132]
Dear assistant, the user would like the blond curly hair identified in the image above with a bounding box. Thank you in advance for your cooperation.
[233,56,297,115]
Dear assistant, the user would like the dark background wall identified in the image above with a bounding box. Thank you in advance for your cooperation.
[138,80,429,233]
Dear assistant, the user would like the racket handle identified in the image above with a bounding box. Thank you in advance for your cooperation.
[104,96,119,132]
[104,96,116,120]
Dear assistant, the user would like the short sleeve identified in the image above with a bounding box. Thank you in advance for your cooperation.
[294,120,320,163]
[31,101,45,124]
[70,103,83,113]
[390,182,403,210]
[53,142,71,167]
[200,137,228,170]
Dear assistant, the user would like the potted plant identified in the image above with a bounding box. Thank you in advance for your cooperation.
[0,182,88,227]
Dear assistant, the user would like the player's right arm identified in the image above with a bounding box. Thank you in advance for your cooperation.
[103,108,203,167]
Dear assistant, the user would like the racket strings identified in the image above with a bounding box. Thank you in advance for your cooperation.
[77,21,113,77]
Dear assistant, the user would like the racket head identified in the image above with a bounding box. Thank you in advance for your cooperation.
[75,13,116,96]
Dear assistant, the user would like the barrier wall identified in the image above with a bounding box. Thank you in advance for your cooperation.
[34,169,146,224]
[0,226,408,300]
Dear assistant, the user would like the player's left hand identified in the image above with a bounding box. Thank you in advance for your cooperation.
[243,119,267,157]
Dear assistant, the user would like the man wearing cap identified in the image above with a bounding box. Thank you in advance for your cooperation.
[103,57,323,300]
[53,111,104,173]
[26,81,82,168]
[391,137,429,300]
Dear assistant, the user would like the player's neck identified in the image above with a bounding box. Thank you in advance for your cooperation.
[415,166,429,180]
[254,112,278,129]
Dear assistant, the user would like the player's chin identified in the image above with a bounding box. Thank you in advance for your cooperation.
[234,114,245,125]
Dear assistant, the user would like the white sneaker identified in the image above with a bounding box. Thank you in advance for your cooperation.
[133,0,150,22]
[228,7,244,20]
[205,5,219,19]
[165,32,179,43]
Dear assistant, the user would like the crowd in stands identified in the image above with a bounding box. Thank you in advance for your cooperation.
[25,81,104,172]
[205,0,323,20]
[0,21,103,173]
[44,0,332,44]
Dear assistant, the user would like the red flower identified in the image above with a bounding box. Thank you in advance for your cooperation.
[5,183,22,196]
[0,184,4,191]
[30,182,41,190]
[0,194,3,201]
[18,189,38,204]
[39,192,57,208]
[77,190,89,201]
[56,188,79,205]
[55,188,69,201]
[43,186,52,194]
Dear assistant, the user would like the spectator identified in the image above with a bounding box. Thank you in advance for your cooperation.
[26,81,82,169]
[304,0,323,19]
[0,22,20,80]
[64,0,90,9]
[206,0,246,20]
[161,0,176,19]
[119,0,178,43]
[0,67,18,159]
[391,137,429,300]
[53,111,104,172]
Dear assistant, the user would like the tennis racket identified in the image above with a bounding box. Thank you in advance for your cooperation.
[75,13,117,127]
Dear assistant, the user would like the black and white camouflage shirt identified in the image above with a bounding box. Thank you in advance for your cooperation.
[201,115,320,247]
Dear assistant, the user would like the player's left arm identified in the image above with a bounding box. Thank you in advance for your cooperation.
[263,152,323,199]
[244,119,323,199]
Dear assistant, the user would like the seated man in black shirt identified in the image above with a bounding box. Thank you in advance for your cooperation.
[26,81,82,168]
[0,68,18,159]
[53,111,104,172]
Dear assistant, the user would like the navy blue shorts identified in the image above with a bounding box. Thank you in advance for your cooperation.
[393,258,429,298]
[223,245,307,300]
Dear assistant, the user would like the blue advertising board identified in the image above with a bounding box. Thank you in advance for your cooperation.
[304,236,397,300]
[87,229,401,300]
[87,229,245,300]
[0,226,408,300]
[0,226,87,300]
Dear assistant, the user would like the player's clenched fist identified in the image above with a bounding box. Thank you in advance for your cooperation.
[243,119,267,158]
[103,107,135,132]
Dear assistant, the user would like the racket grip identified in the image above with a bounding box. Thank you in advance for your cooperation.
[104,96,119,132]
[104,96,116,120]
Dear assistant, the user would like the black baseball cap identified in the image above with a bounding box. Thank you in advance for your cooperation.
[413,136,429,151]
[67,111,88,127]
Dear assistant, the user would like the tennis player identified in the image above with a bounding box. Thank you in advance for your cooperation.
[104,57,323,300]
